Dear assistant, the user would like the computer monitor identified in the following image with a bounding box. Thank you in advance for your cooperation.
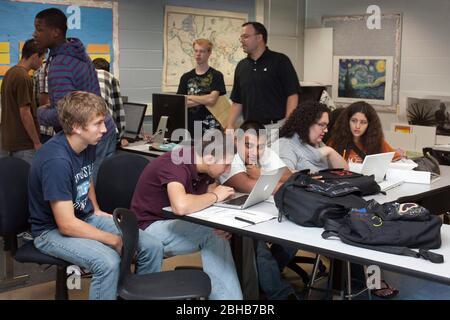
[152,93,187,142]
[298,86,326,104]
[123,102,147,141]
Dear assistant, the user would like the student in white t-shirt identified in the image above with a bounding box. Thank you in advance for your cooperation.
[219,121,299,300]
[220,121,288,193]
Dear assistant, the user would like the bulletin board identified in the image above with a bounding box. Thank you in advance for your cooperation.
[323,14,402,113]
[0,0,119,90]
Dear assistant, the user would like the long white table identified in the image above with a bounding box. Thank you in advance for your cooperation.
[365,165,450,205]
[118,140,164,158]
[165,166,450,286]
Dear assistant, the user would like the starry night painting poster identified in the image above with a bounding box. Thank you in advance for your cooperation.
[332,56,393,106]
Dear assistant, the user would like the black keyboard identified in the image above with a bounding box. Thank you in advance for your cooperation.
[222,195,248,206]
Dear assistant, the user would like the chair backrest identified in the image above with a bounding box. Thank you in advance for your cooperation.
[0,157,30,238]
[113,208,139,285]
[96,154,149,213]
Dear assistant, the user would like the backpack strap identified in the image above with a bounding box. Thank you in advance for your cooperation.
[348,141,367,161]
[418,249,444,264]
[321,218,343,239]
[321,232,445,264]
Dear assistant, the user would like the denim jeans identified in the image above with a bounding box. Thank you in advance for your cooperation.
[256,241,296,299]
[145,219,243,300]
[34,214,164,300]
[93,130,117,184]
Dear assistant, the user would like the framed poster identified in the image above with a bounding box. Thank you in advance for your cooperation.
[0,0,118,76]
[324,14,402,112]
[332,55,393,105]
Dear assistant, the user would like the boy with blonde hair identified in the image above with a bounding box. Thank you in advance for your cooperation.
[28,91,163,300]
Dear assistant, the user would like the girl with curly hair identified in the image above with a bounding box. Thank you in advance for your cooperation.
[273,101,348,172]
[328,101,403,163]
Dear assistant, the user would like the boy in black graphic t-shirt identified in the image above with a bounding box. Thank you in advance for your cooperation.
[177,39,226,137]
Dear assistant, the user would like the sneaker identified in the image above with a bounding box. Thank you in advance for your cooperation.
[18,231,34,242]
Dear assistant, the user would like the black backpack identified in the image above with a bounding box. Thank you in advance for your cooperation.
[317,168,381,196]
[322,201,444,263]
[274,171,367,227]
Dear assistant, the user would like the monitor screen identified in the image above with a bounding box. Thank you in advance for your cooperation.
[298,86,326,104]
[123,102,147,139]
[152,93,187,142]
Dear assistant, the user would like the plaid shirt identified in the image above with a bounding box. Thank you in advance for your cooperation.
[96,69,125,136]
[33,62,54,136]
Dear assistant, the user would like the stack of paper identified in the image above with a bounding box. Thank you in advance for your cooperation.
[188,204,276,228]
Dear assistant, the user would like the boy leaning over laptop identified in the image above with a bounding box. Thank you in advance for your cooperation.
[219,121,299,300]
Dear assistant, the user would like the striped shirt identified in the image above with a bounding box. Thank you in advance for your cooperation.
[96,69,125,136]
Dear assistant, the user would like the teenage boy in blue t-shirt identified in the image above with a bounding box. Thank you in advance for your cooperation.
[28,91,163,300]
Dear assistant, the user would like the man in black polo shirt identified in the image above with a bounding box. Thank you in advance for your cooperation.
[227,22,300,131]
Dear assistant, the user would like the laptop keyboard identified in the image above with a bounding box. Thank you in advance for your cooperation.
[223,195,248,206]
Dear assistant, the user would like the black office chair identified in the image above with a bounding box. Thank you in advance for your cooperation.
[0,157,70,299]
[286,254,326,285]
[96,153,149,213]
[113,208,211,299]
[298,86,327,104]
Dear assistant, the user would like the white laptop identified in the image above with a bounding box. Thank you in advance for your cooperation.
[214,168,284,210]
[359,152,404,191]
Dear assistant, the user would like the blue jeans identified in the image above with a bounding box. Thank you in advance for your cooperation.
[34,214,164,300]
[256,241,296,299]
[93,130,117,184]
[145,219,243,300]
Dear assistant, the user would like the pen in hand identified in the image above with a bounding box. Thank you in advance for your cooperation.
[235,216,255,225]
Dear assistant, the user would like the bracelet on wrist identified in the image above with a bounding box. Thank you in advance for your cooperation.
[210,192,219,203]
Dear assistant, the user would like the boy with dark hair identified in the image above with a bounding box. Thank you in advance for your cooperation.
[0,39,45,163]
[131,133,243,299]
[33,7,117,181]
[29,91,163,300]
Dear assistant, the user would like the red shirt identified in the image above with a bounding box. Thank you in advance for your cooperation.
[131,147,213,230]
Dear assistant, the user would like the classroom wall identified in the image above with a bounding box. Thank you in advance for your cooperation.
[118,0,255,104]
[305,0,450,129]
[264,0,306,79]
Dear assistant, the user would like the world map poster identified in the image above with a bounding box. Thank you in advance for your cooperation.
[163,5,247,92]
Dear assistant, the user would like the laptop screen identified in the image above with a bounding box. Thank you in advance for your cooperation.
[123,102,147,139]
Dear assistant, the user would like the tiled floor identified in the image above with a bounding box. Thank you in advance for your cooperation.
[0,252,203,300]
[3,254,450,300]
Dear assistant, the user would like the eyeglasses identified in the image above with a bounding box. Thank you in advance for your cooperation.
[239,33,258,40]
[315,122,328,130]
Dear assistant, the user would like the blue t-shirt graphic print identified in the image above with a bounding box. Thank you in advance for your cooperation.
[74,163,94,211]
